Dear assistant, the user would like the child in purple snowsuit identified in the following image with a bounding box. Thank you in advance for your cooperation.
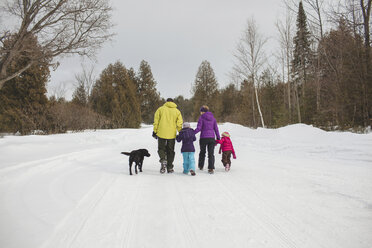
[176,122,197,176]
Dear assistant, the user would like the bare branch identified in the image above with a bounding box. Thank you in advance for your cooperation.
[0,0,114,88]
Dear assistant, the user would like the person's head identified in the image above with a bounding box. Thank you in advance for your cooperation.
[166,98,174,102]
[222,132,230,137]
[199,105,209,114]
[182,122,191,129]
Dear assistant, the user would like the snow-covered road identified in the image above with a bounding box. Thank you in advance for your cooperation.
[1,123,371,248]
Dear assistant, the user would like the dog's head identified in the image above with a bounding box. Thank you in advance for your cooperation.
[139,149,151,157]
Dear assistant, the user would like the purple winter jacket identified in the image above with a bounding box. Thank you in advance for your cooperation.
[176,128,196,152]
[194,112,221,140]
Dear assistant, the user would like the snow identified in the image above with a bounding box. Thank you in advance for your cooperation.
[0,123,372,248]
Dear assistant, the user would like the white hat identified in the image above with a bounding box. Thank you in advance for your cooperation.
[183,122,191,128]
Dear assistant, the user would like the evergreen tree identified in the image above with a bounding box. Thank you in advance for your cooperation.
[174,95,194,122]
[318,19,366,128]
[90,61,141,128]
[292,1,313,123]
[219,84,240,123]
[71,82,88,107]
[191,60,219,119]
[0,36,50,134]
[259,70,287,127]
[238,80,256,127]
[136,60,161,124]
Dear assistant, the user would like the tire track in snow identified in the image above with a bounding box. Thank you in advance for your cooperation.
[40,173,117,248]
[172,178,199,248]
[120,176,144,248]
[211,172,326,248]
[0,148,107,184]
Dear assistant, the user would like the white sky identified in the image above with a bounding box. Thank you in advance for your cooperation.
[48,0,284,100]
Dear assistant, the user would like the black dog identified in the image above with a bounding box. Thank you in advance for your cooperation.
[121,149,150,175]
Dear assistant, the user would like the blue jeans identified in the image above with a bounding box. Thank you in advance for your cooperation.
[182,152,195,173]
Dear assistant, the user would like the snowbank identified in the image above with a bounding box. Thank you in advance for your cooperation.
[0,123,371,248]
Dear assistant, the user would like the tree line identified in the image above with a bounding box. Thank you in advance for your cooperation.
[0,0,371,135]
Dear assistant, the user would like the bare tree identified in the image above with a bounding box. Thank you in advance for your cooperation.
[276,7,295,122]
[233,18,268,128]
[49,81,68,100]
[361,0,371,68]
[0,0,114,89]
[331,0,371,125]
[74,63,97,98]
[360,0,371,125]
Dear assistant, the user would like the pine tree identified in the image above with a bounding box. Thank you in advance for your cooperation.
[90,61,141,128]
[174,95,193,122]
[318,19,366,127]
[0,36,50,134]
[191,60,219,119]
[219,84,240,122]
[71,82,88,107]
[136,60,161,124]
[292,1,313,123]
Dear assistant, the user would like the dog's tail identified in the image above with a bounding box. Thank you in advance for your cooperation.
[121,152,131,156]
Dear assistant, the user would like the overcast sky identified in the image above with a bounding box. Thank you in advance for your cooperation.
[48,0,284,100]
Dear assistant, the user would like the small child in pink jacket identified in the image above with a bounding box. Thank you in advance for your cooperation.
[215,131,236,171]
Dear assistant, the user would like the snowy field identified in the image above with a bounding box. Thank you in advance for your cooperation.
[0,123,372,248]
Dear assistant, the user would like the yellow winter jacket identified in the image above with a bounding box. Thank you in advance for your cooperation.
[153,102,183,139]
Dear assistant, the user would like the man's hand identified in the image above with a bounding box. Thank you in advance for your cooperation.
[152,131,158,139]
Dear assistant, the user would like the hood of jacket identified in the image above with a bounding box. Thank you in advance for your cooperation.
[164,101,177,108]
[201,111,214,121]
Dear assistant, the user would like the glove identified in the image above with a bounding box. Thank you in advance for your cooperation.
[233,155,236,159]
[152,131,158,139]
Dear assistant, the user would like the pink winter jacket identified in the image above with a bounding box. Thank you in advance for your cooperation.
[216,137,236,159]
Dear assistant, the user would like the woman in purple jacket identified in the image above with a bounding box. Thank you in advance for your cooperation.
[194,105,220,174]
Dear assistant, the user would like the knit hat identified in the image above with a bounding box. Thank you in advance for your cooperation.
[183,122,191,128]
[222,132,230,137]
[200,105,209,112]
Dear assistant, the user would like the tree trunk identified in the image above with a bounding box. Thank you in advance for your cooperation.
[251,85,256,127]
[295,84,302,123]
[254,85,265,128]
[361,0,371,126]
[287,52,292,123]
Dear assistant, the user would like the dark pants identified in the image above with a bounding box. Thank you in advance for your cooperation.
[221,150,232,166]
[158,138,175,170]
[198,138,216,170]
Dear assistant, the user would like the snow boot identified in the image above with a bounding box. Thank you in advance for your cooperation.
[190,170,196,176]
[225,164,230,172]
[208,169,214,174]
[167,168,174,173]
[160,161,167,174]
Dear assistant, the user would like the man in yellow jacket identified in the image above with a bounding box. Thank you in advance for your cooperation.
[153,98,183,173]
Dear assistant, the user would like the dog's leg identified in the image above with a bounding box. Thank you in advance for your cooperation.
[129,161,133,175]
[139,158,144,172]
[135,163,138,174]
